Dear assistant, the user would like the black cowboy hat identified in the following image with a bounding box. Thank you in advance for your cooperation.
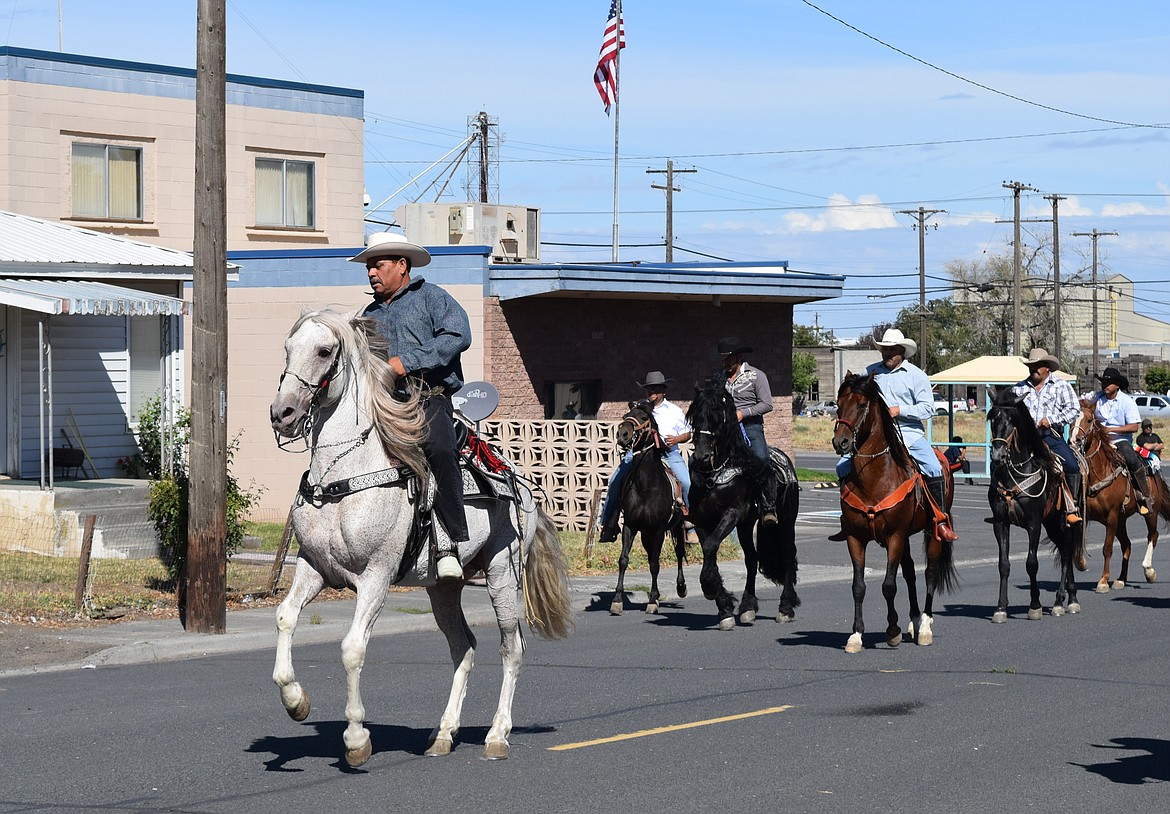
[636,371,673,388]
[1096,366,1130,391]
[717,336,752,356]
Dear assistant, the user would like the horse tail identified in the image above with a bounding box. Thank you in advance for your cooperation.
[522,505,575,640]
[1157,475,1170,528]
[755,481,800,606]
[930,533,961,595]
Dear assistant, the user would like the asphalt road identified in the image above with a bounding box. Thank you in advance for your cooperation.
[3,487,1169,814]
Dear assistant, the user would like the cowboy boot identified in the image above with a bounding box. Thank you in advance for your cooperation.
[1065,472,1083,525]
[598,509,621,544]
[926,476,959,542]
[1133,465,1153,515]
[758,470,779,527]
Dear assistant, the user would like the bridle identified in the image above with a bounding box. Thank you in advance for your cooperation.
[834,394,888,459]
[989,408,1049,500]
[274,347,343,451]
[617,405,659,453]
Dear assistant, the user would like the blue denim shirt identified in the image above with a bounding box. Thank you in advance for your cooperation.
[362,276,471,392]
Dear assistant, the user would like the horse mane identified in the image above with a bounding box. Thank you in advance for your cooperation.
[841,372,913,470]
[294,309,429,479]
[685,377,767,472]
[989,388,1061,468]
[1077,398,1125,467]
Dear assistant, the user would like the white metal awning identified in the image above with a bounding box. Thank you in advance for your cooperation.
[0,278,188,316]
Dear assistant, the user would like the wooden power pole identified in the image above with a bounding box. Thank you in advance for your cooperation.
[897,206,943,371]
[1045,194,1066,362]
[1003,181,1038,355]
[1072,228,1118,377]
[187,0,228,633]
[647,160,694,262]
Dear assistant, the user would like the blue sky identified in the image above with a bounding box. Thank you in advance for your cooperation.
[5,1,1169,342]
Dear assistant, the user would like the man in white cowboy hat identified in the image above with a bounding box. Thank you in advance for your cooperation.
[598,371,693,543]
[1093,366,1152,514]
[1011,348,1083,524]
[351,231,472,580]
[832,327,958,542]
[715,336,779,526]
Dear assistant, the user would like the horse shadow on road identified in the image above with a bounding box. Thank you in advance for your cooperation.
[245,720,555,772]
[1071,737,1170,784]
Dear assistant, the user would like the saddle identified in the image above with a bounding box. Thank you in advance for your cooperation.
[659,460,689,516]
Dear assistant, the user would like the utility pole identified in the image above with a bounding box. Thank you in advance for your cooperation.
[188,0,228,633]
[647,160,695,262]
[1045,194,1066,362]
[1072,228,1118,377]
[1003,181,1038,355]
[475,111,491,203]
[897,207,943,371]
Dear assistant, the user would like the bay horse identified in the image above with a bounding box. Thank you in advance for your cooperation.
[831,372,958,653]
[269,309,573,766]
[1070,401,1169,592]
[608,399,688,615]
[685,380,800,631]
[986,389,1084,622]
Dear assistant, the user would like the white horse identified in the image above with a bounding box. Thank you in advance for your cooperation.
[268,309,573,766]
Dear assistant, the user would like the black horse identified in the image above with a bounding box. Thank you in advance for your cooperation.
[685,380,800,630]
[609,399,688,615]
[987,389,1085,621]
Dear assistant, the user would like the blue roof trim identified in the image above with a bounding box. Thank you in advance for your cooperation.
[0,46,362,97]
[227,244,493,261]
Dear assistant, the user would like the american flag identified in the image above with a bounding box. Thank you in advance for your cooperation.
[593,0,625,115]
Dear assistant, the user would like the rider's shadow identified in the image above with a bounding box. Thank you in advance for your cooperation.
[1114,594,1170,609]
[777,629,863,650]
[1071,736,1170,784]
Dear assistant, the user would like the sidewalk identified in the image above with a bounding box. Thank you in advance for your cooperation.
[0,561,853,678]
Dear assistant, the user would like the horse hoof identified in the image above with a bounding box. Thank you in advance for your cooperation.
[740,610,757,625]
[719,617,736,631]
[1068,602,1081,614]
[646,602,658,615]
[677,585,688,598]
[1094,583,1110,594]
[609,602,623,616]
[1144,566,1157,583]
[1051,605,1066,617]
[991,611,1008,624]
[286,690,311,722]
[917,630,933,647]
[887,633,901,648]
[482,741,509,761]
[425,738,454,757]
[1112,580,1125,591]
[345,740,372,767]
[845,633,863,654]
[776,612,795,624]
[1027,608,1043,621]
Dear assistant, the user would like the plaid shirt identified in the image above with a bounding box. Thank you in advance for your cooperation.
[1012,375,1081,429]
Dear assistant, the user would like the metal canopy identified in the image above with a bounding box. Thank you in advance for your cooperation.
[0,278,188,316]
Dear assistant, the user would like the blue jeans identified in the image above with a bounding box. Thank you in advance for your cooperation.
[742,420,768,460]
[1042,431,1080,475]
[601,448,692,524]
[837,434,942,478]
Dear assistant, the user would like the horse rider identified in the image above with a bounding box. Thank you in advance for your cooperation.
[351,231,472,581]
[831,328,959,542]
[715,336,778,526]
[1136,419,1164,473]
[1092,366,1153,515]
[598,371,693,543]
[1011,348,1083,525]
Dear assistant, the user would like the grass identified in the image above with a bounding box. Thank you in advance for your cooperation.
[792,413,991,458]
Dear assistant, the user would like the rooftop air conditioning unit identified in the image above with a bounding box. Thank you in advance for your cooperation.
[394,202,540,263]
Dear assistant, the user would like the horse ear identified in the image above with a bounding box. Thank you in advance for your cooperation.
[844,369,854,378]
[628,400,637,410]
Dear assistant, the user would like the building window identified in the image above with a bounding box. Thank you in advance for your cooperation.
[72,143,143,220]
[546,380,600,420]
[129,316,163,423]
[256,158,315,228]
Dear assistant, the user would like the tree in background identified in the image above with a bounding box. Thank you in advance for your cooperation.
[1145,366,1170,395]
[793,323,824,347]
[792,351,817,414]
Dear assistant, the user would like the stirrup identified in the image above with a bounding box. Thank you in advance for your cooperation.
[1139,503,1151,516]
[761,510,778,527]
[936,522,959,542]
[1066,512,1083,525]
[436,553,463,582]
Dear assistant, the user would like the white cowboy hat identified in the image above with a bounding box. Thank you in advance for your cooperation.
[1022,347,1061,370]
[349,231,431,267]
[873,328,917,358]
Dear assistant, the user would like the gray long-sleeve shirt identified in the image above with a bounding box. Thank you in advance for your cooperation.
[722,362,773,420]
[362,276,471,392]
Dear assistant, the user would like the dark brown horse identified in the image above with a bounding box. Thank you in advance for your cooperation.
[831,372,958,653]
[608,399,687,615]
[1070,401,1169,591]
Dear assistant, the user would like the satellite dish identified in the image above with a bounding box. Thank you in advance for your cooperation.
[453,381,499,422]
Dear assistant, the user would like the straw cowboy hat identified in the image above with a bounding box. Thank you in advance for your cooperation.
[637,371,673,388]
[873,327,917,358]
[716,337,752,356]
[1096,366,1130,391]
[1022,348,1061,369]
[349,231,431,267]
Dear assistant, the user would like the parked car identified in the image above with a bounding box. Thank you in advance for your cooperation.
[805,400,837,418]
[1133,393,1170,420]
[932,395,970,415]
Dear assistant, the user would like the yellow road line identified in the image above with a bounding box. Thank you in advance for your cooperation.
[548,705,793,751]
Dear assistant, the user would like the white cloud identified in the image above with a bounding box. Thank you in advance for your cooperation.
[779,194,898,234]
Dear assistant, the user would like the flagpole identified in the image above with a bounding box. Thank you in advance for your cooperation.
[610,0,621,262]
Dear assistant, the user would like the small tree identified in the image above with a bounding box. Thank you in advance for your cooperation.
[1145,366,1170,395]
[792,351,817,414]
